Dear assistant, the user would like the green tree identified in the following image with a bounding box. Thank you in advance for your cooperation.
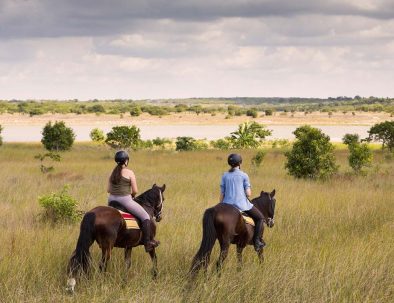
[285,125,338,179]
[265,109,273,116]
[211,138,231,150]
[90,128,106,143]
[105,125,141,150]
[246,109,258,118]
[368,121,394,152]
[152,137,171,149]
[175,137,197,151]
[88,104,106,113]
[342,134,373,173]
[41,121,75,151]
[228,122,272,149]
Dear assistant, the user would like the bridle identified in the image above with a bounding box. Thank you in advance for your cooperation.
[154,188,164,220]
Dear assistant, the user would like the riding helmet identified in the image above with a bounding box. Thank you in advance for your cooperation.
[228,153,242,167]
[114,150,129,165]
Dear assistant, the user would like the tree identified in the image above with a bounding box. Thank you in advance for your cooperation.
[265,109,273,116]
[342,133,372,173]
[41,121,75,151]
[90,128,105,143]
[105,125,141,150]
[368,121,394,152]
[228,122,271,149]
[152,137,171,149]
[175,137,197,151]
[0,124,3,146]
[285,125,338,179]
[246,109,258,118]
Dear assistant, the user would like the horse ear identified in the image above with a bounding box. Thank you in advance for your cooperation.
[152,183,157,188]
[270,189,276,198]
[260,191,265,196]
[161,184,166,192]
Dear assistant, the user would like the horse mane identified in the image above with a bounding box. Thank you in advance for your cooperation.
[134,187,158,206]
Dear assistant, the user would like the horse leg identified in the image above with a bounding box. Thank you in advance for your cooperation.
[99,244,113,272]
[148,248,158,279]
[236,245,245,272]
[216,235,230,274]
[124,247,132,270]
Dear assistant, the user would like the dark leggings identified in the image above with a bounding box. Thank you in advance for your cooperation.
[244,206,264,240]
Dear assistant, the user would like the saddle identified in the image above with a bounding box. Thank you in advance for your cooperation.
[241,212,255,227]
[109,201,140,230]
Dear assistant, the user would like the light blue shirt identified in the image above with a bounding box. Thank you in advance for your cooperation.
[220,168,253,211]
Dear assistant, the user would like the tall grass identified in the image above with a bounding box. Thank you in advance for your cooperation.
[0,144,393,302]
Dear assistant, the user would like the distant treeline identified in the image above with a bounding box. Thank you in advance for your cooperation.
[0,96,393,116]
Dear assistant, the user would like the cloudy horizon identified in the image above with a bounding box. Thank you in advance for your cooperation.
[1,0,393,100]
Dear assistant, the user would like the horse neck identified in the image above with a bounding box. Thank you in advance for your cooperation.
[135,194,155,219]
[252,197,268,217]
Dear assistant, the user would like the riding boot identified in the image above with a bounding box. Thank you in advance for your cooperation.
[253,220,266,252]
[141,219,159,252]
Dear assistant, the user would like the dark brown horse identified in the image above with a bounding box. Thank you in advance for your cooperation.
[66,184,166,292]
[190,190,276,277]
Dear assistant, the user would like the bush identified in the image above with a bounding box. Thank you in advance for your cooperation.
[265,109,273,116]
[343,133,373,173]
[211,138,231,150]
[176,137,197,151]
[246,109,258,118]
[105,125,141,150]
[152,137,172,149]
[129,106,142,117]
[368,121,394,152]
[285,125,338,180]
[88,104,105,113]
[41,121,75,151]
[90,128,106,143]
[251,150,266,167]
[34,152,61,173]
[38,185,80,223]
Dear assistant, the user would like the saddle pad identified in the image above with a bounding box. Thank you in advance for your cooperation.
[118,210,140,230]
[242,215,255,227]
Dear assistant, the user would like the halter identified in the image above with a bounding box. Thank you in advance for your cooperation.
[155,188,164,218]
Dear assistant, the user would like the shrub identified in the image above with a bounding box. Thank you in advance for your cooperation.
[211,138,231,150]
[285,125,338,180]
[38,185,80,223]
[194,140,209,150]
[88,104,105,113]
[368,121,394,152]
[246,109,258,118]
[152,137,172,149]
[34,152,61,173]
[265,109,273,116]
[129,106,142,117]
[343,134,373,173]
[251,150,266,167]
[105,125,141,150]
[41,121,75,151]
[176,137,197,151]
[229,122,272,149]
[90,128,106,143]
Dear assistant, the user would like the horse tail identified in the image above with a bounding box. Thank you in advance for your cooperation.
[67,212,95,277]
[190,207,217,276]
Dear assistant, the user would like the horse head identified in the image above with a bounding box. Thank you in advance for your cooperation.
[135,183,166,222]
[255,189,276,228]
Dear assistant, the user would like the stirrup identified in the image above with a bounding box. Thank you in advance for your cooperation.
[144,240,160,252]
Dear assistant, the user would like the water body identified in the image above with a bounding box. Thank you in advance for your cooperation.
[1,125,370,142]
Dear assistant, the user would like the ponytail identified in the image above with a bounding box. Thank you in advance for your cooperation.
[228,165,240,173]
[110,164,123,184]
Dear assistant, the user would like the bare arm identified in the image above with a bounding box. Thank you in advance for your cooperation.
[129,170,138,197]
[245,188,251,198]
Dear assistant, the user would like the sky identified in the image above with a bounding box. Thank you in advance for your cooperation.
[0,0,393,100]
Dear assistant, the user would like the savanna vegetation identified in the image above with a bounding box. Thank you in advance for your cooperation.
[0,143,392,302]
[0,95,393,117]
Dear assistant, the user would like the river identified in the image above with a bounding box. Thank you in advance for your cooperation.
[1,125,371,142]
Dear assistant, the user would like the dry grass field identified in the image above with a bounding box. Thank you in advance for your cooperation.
[0,144,393,302]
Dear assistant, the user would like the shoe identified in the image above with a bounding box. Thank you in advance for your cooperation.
[254,239,266,252]
[144,240,159,252]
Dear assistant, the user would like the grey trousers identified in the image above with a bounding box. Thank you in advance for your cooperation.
[108,194,150,221]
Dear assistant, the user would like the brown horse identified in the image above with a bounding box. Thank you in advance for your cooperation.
[190,190,276,277]
[66,184,166,292]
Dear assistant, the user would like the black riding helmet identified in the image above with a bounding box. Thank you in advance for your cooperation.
[228,153,242,167]
[114,150,129,165]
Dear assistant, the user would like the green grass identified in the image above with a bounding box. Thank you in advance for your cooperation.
[0,144,393,302]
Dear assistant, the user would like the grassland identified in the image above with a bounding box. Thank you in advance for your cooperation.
[0,144,393,302]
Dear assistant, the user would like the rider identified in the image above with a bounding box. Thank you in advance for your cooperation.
[220,153,266,251]
[107,150,159,252]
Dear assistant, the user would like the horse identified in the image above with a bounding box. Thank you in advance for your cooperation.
[190,189,276,277]
[66,184,166,292]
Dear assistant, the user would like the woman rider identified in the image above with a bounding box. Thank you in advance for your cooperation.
[107,150,159,252]
[220,153,265,251]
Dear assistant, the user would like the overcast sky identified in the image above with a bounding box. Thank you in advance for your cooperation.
[0,0,393,100]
